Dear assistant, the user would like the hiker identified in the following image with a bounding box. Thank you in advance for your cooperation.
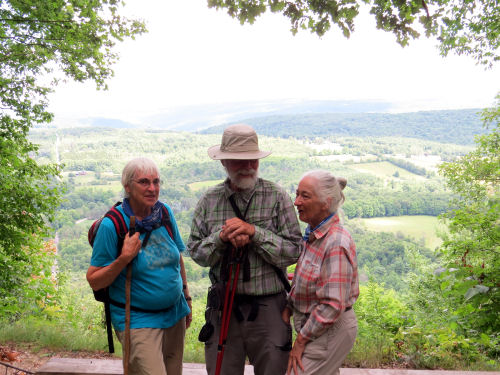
[187,124,302,375]
[86,157,191,375]
[283,170,359,375]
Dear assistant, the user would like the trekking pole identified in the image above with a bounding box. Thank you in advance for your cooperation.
[124,216,135,375]
[215,247,242,375]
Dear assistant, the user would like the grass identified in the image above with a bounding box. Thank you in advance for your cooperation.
[0,315,113,354]
[2,285,498,371]
[183,298,206,363]
[350,161,426,180]
[357,215,445,249]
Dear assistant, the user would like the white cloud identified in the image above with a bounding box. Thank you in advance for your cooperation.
[48,0,499,121]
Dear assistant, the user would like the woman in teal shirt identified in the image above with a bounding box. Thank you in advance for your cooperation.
[87,157,191,375]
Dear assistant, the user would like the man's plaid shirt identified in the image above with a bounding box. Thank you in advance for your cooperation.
[187,178,302,296]
[288,214,359,341]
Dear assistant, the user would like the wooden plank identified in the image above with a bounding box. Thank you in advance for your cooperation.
[35,358,123,375]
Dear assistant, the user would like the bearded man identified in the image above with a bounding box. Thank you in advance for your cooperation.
[187,124,302,375]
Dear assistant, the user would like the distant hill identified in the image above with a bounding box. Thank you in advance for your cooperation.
[50,99,395,131]
[133,99,396,131]
[47,100,485,144]
[201,109,484,145]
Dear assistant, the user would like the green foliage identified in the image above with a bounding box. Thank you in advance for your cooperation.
[438,94,499,337]
[0,275,118,353]
[0,139,62,311]
[342,178,453,219]
[351,225,435,292]
[401,245,499,369]
[0,0,144,318]
[1,1,146,92]
[207,0,499,66]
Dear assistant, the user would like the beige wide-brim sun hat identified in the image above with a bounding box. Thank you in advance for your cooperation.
[207,124,272,160]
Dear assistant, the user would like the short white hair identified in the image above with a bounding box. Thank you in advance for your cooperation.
[301,170,347,213]
[121,157,159,198]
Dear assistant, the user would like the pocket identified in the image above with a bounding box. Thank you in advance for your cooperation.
[303,332,328,360]
[271,317,293,352]
[207,282,225,311]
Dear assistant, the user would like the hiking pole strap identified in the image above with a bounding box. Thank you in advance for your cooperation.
[124,215,135,375]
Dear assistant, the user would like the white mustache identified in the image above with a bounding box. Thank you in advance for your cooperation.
[236,169,256,176]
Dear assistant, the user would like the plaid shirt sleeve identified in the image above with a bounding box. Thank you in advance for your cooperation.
[291,216,359,341]
[186,187,227,268]
[251,183,302,269]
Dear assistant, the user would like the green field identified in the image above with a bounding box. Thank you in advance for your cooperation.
[188,179,223,192]
[350,161,425,180]
[357,215,445,249]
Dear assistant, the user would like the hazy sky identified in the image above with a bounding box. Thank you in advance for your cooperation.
[49,0,499,122]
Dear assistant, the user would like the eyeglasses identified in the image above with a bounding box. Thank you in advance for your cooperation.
[133,178,161,188]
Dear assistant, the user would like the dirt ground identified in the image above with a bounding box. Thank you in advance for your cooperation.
[0,343,117,374]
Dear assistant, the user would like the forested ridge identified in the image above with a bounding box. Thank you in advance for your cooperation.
[201,109,484,144]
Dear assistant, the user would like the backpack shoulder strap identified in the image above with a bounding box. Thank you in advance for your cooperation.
[104,202,127,254]
[160,204,174,239]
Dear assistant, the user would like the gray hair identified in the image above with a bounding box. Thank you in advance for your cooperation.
[121,157,160,198]
[301,170,347,213]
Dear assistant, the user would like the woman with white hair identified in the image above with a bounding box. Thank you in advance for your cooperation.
[87,157,191,375]
[283,170,359,375]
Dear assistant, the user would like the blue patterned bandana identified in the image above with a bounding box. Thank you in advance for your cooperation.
[303,212,335,242]
[122,198,163,232]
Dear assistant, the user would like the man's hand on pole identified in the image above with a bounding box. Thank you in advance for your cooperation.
[220,217,255,248]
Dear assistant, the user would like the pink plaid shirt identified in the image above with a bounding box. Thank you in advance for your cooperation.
[289,214,359,340]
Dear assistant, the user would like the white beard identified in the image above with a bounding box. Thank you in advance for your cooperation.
[226,168,258,190]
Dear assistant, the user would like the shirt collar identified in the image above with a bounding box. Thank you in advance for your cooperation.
[306,213,338,241]
[224,177,260,201]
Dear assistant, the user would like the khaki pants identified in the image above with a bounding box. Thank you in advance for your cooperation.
[204,292,292,375]
[116,318,186,375]
[292,308,357,375]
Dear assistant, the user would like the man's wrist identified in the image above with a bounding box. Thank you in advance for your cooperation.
[219,229,228,243]
[249,224,256,237]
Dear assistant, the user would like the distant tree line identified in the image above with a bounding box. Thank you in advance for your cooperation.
[386,158,427,176]
[343,191,452,218]
[203,110,484,145]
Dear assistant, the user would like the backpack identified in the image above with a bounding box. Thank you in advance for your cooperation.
[88,201,174,353]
